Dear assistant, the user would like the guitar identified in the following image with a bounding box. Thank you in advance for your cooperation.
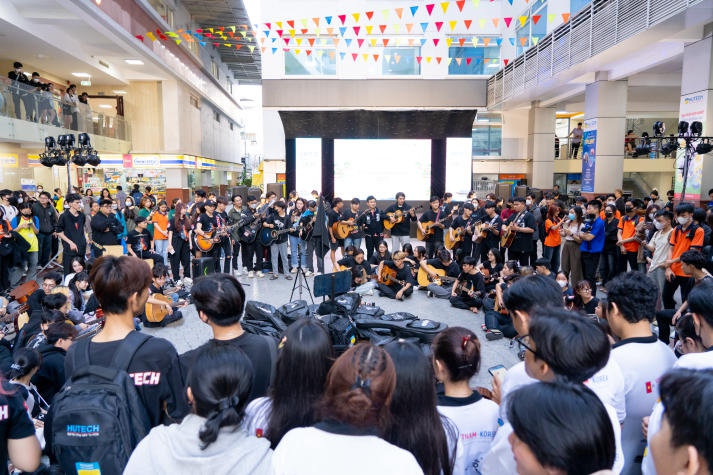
[474,221,493,244]
[500,210,526,249]
[299,215,316,241]
[383,205,423,231]
[416,207,458,241]
[417,265,458,287]
[259,227,292,247]
[444,220,481,250]
[378,265,407,286]
[145,293,173,323]
[194,224,239,252]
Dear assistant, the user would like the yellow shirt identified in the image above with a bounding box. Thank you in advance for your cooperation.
[14,216,39,252]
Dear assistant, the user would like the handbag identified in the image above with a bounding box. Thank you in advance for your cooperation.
[0,239,12,257]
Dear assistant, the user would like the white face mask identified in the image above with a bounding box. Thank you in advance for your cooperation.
[125,200,132,206]
[654,221,664,230]
[525,199,532,206]
[557,280,567,288]
[111,204,118,210]
[649,213,656,220]
[677,216,689,226]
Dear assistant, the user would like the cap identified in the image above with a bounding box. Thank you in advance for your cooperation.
[204,200,216,207]
[135,216,147,224]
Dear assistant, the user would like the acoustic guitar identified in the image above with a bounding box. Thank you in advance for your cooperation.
[145,294,173,323]
[417,265,458,287]
[332,221,362,240]
[259,227,292,247]
[416,207,458,241]
[194,224,239,252]
[378,265,407,286]
[383,205,423,231]
[444,220,480,250]
[500,210,525,249]
[473,221,492,244]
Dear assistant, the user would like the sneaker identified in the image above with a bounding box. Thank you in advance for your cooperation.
[270,274,278,280]
[290,268,297,274]
[481,323,488,332]
[304,270,313,276]
[248,271,255,278]
[314,272,322,276]
[256,271,265,278]
[427,291,434,298]
[285,275,293,280]
[486,329,504,341]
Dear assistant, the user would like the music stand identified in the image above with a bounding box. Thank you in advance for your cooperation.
[314,270,352,302]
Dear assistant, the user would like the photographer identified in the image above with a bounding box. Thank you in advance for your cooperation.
[90,198,122,257]
[579,200,605,294]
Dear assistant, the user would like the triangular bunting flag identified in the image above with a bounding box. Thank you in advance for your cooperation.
[405,23,414,32]
[456,58,462,65]
[288,29,295,37]
[504,17,513,28]
[339,52,346,60]
[353,26,360,35]
[286,20,294,29]
[420,22,429,33]
[325,16,332,25]
[532,36,539,45]
[274,22,282,30]
[520,36,527,46]
[265,23,271,30]
[345,38,352,47]
[426,4,435,15]
[357,38,364,47]
[339,27,347,36]
[465,19,473,29]
[362,53,369,61]
[492,18,499,27]
[441,2,449,13]
[483,37,490,46]
[519,16,527,27]
[385,54,392,62]
[313,17,320,26]
[373,54,379,61]
[562,13,570,22]
[366,11,374,20]
[306,50,312,56]
[436,57,442,64]
[447,58,452,65]
[509,37,515,45]
[370,38,376,46]
[327,28,334,35]
[420,38,427,46]
[433,38,440,46]
[547,13,556,23]
[332,38,339,46]
[416,56,423,64]
[379,24,387,33]
[435,21,444,31]
[365,25,373,34]
[295,38,302,45]
[446,38,453,46]
[503,59,509,66]
[300,29,307,35]
[174,39,181,45]
[294,49,301,55]
[338,15,346,24]
[329,51,336,59]
[352,53,358,61]
[471,37,478,46]
[352,13,360,23]
[261,47,266,53]
[272,47,277,53]
[394,24,401,33]
[308,38,315,46]
[507,0,513,4]
[532,15,541,24]
[300,19,307,27]
[466,58,472,65]
[383,39,390,46]
[409,39,415,46]
[382,9,390,20]
[472,0,480,6]
[410,6,419,16]
[456,0,466,11]
[449,20,457,31]
[395,7,403,18]
[135,34,145,41]
[496,38,503,46]
[459,38,466,46]
[276,29,283,37]
[283,38,290,45]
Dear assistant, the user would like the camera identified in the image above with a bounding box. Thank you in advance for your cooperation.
[582,216,594,233]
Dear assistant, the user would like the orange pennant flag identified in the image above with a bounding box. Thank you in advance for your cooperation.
[236,44,243,50]
[520,36,527,46]
[395,7,403,19]
[313,17,320,26]
[287,20,294,28]
[408,38,415,46]
[464,19,472,29]
[483,37,490,46]
[308,38,315,46]
[436,57,442,64]
[459,38,466,46]
[562,13,570,22]
[366,11,374,20]
[456,0,466,11]
[373,54,379,61]
[379,24,387,33]
[405,23,414,32]
[492,18,499,27]
[383,38,390,46]
[456,58,462,65]
[328,51,335,60]
[327,28,334,35]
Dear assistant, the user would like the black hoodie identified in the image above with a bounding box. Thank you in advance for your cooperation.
[31,343,67,403]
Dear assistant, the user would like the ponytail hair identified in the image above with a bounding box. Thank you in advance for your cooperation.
[8,348,41,380]
[187,345,253,450]
[431,327,481,382]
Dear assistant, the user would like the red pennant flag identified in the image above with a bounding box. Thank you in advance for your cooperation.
[196,28,203,33]
[276,30,283,37]
[264,24,270,30]
[383,39,390,46]
[426,4,435,15]
[456,0,466,11]
[352,53,358,61]
[357,38,364,47]
[379,24,387,33]
[366,11,374,20]
[435,21,444,31]
[308,38,315,46]
[301,29,308,34]
[464,19,472,29]
[532,15,541,24]
[236,44,243,50]
[306,50,312,56]
[284,38,290,45]
[218,26,225,31]
[466,58,472,65]
[504,17,512,28]
[373,54,379,61]
[353,26,360,35]
[562,13,570,22]
[135,34,144,41]
[227,32,234,37]
[416,56,423,64]
[503,59,510,66]
[338,14,347,24]
[459,38,466,46]
[436,57,442,64]
[433,38,440,46]
[287,20,294,28]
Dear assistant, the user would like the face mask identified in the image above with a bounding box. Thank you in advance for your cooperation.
[677,216,689,225]
[648,212,656,220]
[587,213,597,220]
[605,211,613,217]
[125,200,132,206]
[17,198,23,204]
[111,204,118,210]
[607,200,615,205]
[525,200,532,206]
[625,206,633,213]
[250,203,257,209]
[654,221,664,230]
[568,213,575,221]
[557,280,567,288]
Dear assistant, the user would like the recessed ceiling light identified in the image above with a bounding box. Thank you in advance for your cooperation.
[112,90,127,95]
[72,72,91,77]
[99,104,113,109]
[124,59,144,65]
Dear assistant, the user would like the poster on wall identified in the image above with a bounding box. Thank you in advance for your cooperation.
[674,91,707,201]
[580,119,597,193]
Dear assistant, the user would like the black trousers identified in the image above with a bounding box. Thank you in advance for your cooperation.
[62,248,81,276]
[662,275,693,310]
[581,252,601,294]
[136,250,164,266]
[378,283,413,299]
[508,249,530,267]
[232,240,241,270]
[454,240,473,264]
[170,236,191,280]
[617,251,638,274]
[364,234,382,261]
[655,309,676,343]
[450,294,483,310]
[215,238,232,273]
[37,232,53,267]
[425,239,440,259]
[241,240,263,272]
[484,310,517,338]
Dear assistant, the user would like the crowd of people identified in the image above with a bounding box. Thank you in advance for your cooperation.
[3,62,93,130]
[0,180,711,474]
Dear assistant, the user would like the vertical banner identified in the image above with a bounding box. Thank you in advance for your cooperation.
[580,119,597,193]
[674,91,707,201]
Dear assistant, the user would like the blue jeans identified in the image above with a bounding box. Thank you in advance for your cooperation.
[154,239,169,264]
[289,234,307,268]
[542,245,561,273]
[344,236,363,251]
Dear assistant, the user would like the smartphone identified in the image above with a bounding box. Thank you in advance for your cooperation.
[488,364,508,382]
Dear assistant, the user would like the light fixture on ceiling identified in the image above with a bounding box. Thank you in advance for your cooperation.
[124,59,144,65]
[99,104,113,109]
[112,90,127,95]
[71,72,91,78]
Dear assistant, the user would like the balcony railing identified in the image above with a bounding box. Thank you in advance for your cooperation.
[0,76,130,142]
[557,136,678,160]
[487,0,705,108]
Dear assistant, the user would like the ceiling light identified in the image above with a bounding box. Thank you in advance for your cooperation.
[99,104,113,109]
[124,59,144,65]
[71,72,91,77]
[112,90,127,95]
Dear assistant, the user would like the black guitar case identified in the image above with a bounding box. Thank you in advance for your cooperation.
[353,313,446,344]
[244,300,287,332]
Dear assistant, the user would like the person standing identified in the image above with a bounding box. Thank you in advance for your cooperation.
[10,203,40,285]
[32,191,58,268]
[568,122,584,159]
[478,201,502,264]
[384,192,416,252]
[542,203,563,272]
[115,186,127,210]
[662,202,704,311]
[167,204,193,282]
[417,196,446,259]
[308,196,330,276]
[239,196,265,278]
[327,198,345,272]
[61,84,79,130]
[503,197,536,267]
[600,204,621,287]
[579,200,606,294]
[645,209,673,306]
[341,198,364,251]
[8,62,34,121]
[265,201,291,280]
[287,198,307,273]
[359,196,384,261]
[55,193,87,276]
[228,195,246,276]
[616,199,644,273]
[213,198,232,274]
[90,199,122,258]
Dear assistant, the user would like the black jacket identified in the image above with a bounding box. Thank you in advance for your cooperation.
[90,212,121,246]
[32,202,58,234]
[32,344,67,404]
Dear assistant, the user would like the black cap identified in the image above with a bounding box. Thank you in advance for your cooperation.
[135,216,147,224]
[204,200,216,207]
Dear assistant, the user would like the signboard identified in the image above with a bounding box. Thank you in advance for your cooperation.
[581,119,597,193]
[0,154,18,168]
[674,91,707,201]
[132,155,160,168]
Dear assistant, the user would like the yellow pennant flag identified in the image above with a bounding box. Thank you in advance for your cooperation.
[365,25,373,35]
[479,18,487,28]
[353,13,360,23]
[229,26,236,33]
[362,53,369,61]
[370,38,377,47]
[382,9,389,20]
[295,49,301,55]
[146,31,156,41]
[224,43,231,47]
[300,18,307,27]
[519,16,527,27]
[447,58,452,66]
[449,20,457,31]
[248,45,255,52]
[321,38,328,45]
[532,36,539,45]
[289,29,296,37]
[426,57,432,63]
[393,24,401,33]
[548,13,556,22]
[384,54,392,62]
[175,39,181,45]
[471,37,479,46]
[446,38,453,47]
[240,31,247,37]
[314,27,321,37]
[276,21,282,29]
[472,0,480,8]
[296,38,302,45]
[441,2,449,13]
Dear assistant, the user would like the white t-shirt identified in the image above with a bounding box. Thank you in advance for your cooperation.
[647,228,673,272]
[584,356,627,423]
[272,426,423,475]
[498,362,536,422]
[244,396,272,439]
[641,350,713,475]
[437,393,499,475]
[611,336,676,475]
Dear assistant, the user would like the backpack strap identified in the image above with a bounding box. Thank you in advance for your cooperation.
[111,331,152,372]
[70,336,92,372]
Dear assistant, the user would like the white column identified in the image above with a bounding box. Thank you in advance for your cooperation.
[528,103,556,189]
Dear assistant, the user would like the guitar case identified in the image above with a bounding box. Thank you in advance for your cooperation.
[315,313,358,354]
[244,300,287,332]
[354,313,446,344]
[317,292,361,317]
[353,304,385,319]
[241,319,283,339]
[277,300,311,323]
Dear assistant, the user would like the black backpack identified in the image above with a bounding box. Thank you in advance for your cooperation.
[49,332,152,475]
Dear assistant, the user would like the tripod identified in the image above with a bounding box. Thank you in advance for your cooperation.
[290,242,313,303]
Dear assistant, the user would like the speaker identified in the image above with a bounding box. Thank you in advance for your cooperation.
[191,257,215,279]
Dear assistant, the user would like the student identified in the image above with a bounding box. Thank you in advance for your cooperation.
[533,257,556,280]
[418,196,447,258]
[0,369,41,472]
[341,197,364,251]
[616,198,645,273]
[360,195,385,261]
[650,368,713,475]
[142,263,184,328]
[432,327,499,474]
[385,192,416,252]
[605,271,676,474]
[167,203,193,282]
[181,273,276,402]
[272,343,422,474]
[560,205,584,286]
[244,319,333,447]
[449,256,486,313]
[59,255,189,427]
[580,200,606,294]
[265,201,292,280]
[572,279,600,314]
[126,216,164,265]
[31,321,77,404]
[480,248,503,292]
[420,248,461,298]
[542,203,563,272]
[507,383,616,475]
[376,251,417,300]
[385,339,456,475]
[151,200,170,264]
[337,249,376,295]
[125,345,273,475]
[481,261,521,340]
[8,348,48,420]
[662,202,704,310]
[10,202,40,285]
[368,239,391,266]
[327,198,345,271]
[478,201,503,264]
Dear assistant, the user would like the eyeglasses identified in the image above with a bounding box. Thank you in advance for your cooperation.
[515,334,538,357]
[578,288,592,293]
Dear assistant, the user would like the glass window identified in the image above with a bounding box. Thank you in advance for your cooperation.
[515,3,548,56]
[472,114,502,156]
[382,47,420,75]
[448,40,501,75]
[285,48,337,75]
[570,0,592,14]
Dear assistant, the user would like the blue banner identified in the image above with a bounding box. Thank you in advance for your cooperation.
[581,124,597,193]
